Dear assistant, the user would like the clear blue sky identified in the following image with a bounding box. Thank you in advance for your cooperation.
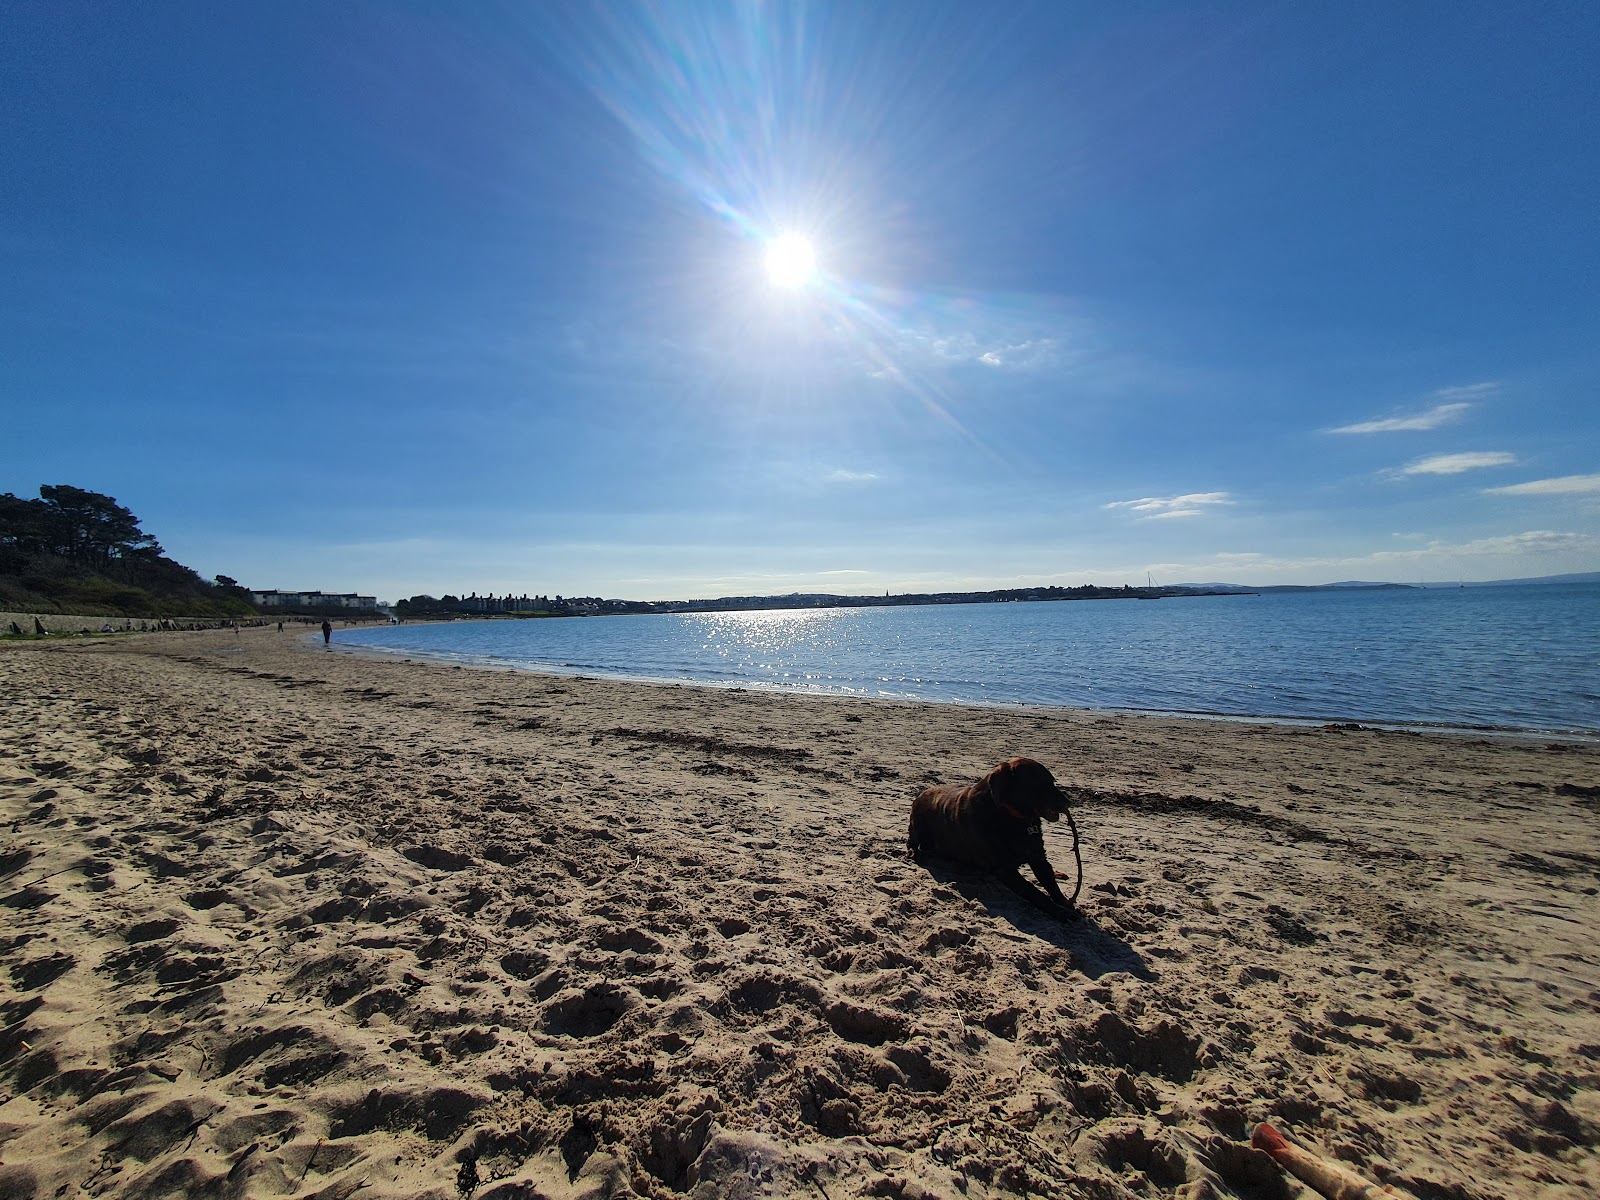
[5,2,1598,601]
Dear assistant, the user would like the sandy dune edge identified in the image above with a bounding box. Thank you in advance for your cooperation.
[2,629,1597,1199]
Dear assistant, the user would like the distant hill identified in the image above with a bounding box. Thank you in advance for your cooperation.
[1172,581,1416,593]
[1452,571,1600,587]
[1179,573,1598,591]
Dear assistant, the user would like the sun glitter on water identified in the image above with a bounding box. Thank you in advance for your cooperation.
[764,232,816,288]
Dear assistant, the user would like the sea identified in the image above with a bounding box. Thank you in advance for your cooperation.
[337,583,1600,738]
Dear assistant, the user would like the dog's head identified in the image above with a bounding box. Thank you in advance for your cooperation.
[985,756,1069,823]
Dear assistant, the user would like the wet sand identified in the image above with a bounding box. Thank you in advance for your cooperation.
[2,627,1597,1199]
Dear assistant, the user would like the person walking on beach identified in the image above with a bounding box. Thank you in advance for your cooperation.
[321,619,333,646]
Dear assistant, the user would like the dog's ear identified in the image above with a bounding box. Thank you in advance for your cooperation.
[985,758,1020,805]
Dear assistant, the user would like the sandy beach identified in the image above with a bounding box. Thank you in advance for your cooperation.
[2,627,1597,1200]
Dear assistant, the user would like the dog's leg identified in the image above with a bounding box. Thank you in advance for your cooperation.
[1028,857,1075,913]
[1002,869,1077,921]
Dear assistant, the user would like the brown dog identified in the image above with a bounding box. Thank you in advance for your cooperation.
[908,757,1081,921]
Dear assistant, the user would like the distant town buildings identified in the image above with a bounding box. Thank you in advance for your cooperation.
[391,593,555,615]
[250,590,379,610]
[455,592,550,613]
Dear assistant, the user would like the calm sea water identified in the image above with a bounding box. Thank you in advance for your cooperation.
[338,584,1600,736]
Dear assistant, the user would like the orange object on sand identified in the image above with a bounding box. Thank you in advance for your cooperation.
[1251,1123,1414,1200]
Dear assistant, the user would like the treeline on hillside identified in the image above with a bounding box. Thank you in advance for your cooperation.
[0,485,256,617]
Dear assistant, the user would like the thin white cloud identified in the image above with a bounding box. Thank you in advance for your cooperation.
[1396,451,1516,476]
[825,468,879,483]
[913,332,1061,371]
[1105,492,1232,520]
[1114,530,1599,584]
[1327,401,1473,435]
[1321,529,1595,564]
[1484,473,1600,496]
[1428,530,1598,556]
[1430,382,1501,403]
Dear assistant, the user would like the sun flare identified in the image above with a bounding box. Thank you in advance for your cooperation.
[764,232,816,288]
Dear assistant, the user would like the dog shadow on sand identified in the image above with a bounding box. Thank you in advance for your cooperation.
[917,861,1156,982]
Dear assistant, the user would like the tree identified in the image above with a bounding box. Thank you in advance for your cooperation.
[0,484,259,618]
[0,492,47,551]
[35,485,161,568]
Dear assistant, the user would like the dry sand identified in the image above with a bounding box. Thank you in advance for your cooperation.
[2,627,1597,1200]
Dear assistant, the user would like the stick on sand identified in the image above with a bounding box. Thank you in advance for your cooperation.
[1251,1123,1415,1200]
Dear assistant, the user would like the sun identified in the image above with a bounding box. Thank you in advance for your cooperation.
[764,232,816,288]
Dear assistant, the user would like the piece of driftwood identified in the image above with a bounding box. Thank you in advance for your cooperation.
[1251,1123,1416,1200]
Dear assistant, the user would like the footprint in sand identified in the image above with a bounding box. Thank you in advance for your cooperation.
[541,982,639,1038]
[10,952,75,991]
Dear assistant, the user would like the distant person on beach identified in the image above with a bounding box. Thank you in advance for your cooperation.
[322,619,333,645]
[277,621,284,633]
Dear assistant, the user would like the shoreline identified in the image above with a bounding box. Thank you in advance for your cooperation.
[330,635,1600,745]
[3,627,1598,1199]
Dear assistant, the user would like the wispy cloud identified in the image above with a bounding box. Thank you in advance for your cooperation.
[1105,492,1232,520]
[1484,473,1600,496]
[1370,529,1592,561]
[1429,530,1599,556]
[1394,451,1516,476]
[824,468,879,483]
[1326,383,1498,434]
[899,329,1063,372]
[1430,382,1501,403]
[970,339,1056,370]
[1136,529,1599,581]
[1327,401,1473,435]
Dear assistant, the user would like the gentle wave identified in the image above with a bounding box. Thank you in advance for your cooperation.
[339,584,1600,736]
